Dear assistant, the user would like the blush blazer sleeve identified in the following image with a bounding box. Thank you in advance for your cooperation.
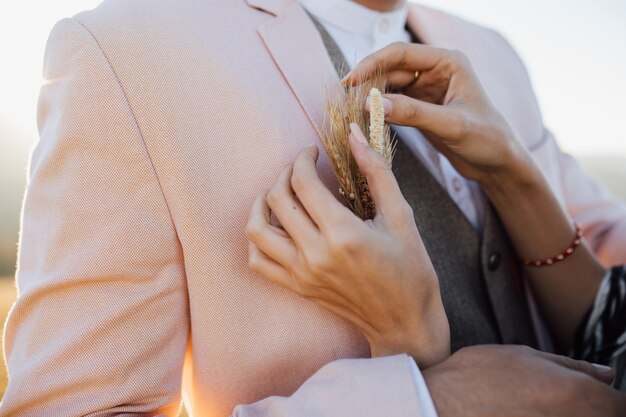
[530,128,626,268]
[0,18,190,416]
[556,139,626,267]
[0,19,189,417]
[473,25,626,269]
[0,17,436,417]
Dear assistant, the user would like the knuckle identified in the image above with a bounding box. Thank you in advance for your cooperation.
[566,357,595,377]
[453,346,473,357]
[456,344,502,361]
[457,344,486,357]
[510,344,532,355]
[327,230,361,254]
[245,220,261,241]
[293,284,313,299]
[266,187,281,207]
[561,356,579,370]
[290,167,307,193]
[389,41,407,54]
[444,49,460,63]
[448,49,468,64]
[458,52,471,66]
[498,345,532,363]
[391,42,408,66]
[305,251,333,276]
[451,113,471,138]
[248,253,261,273]
[451,346,482,364]
[298,273,324,292]
[294,279,320,300]
[360,54,377,68]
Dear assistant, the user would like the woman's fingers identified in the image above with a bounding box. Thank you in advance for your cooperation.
[245,191,298,267]
[343,42,443,86]
[537,350,616,385]
[383,69,421,90]
[248,242,305,293]
[266,163,320,249]
[348,123,411,224]
[379,93,466,141]
[290,145,355,232]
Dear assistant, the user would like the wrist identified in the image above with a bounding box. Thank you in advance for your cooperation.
[480,146,545,204]
[367,296,450,367]
[422,365,455,417]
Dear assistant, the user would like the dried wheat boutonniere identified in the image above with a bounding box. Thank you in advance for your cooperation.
[321,73,396,220]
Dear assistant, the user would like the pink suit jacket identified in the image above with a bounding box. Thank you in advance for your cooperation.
[2,0,626,416]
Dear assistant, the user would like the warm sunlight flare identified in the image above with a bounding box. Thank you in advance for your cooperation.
[0,1,101,136]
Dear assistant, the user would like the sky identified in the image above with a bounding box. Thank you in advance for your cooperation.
[0,0,625,158]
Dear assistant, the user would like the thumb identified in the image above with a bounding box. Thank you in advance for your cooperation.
[348,123,407,221]
[542,352,615,385]
[377,94,464,141]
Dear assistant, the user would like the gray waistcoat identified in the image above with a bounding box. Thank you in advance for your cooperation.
[309,14,537,351]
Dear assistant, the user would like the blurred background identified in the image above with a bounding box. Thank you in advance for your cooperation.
[0,0,625,412]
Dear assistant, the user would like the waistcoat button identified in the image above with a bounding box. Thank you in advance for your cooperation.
[488,251,502,271]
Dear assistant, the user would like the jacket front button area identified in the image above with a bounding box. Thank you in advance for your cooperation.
[488,251,502,271]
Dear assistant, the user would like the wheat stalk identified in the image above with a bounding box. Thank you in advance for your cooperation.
[368,88,385,154]
[321,72,396,220]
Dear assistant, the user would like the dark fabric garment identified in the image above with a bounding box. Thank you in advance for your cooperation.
[573,266,626,390]
[307,12,536,351]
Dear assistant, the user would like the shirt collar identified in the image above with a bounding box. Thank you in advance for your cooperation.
[299,0,409,42]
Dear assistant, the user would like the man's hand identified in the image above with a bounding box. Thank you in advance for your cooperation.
[246,124,450,368]
[424,345,626,417]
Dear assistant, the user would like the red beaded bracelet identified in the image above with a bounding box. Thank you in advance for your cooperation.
[523,225,583,267]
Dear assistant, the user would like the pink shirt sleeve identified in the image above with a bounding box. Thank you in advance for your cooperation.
[530,128,626,267]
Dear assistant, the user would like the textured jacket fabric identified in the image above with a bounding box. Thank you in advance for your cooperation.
[2,0,626,416]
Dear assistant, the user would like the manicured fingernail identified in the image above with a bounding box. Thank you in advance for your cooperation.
[341,71,352,85]
[381,97,392,115]
[365,96,392,115]
[592,363,613,373]
[350,123,369,146]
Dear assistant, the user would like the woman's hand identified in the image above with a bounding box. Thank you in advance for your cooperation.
[345,43,606,349]
[246,124,450,368]
[344,42,533,185]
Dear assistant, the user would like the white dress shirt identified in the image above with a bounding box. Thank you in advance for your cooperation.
[299,1,459,416]
[300,0,486,231]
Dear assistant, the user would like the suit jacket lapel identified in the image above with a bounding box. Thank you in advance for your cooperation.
[249,0,339,139]
[406,3,465,47]
[406,5,434,46]
[246,1,439,141]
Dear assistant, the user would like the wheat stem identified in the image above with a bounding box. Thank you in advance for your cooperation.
[321,73,395,220]
[368,88,385,155]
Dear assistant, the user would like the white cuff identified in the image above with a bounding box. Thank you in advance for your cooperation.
[408,359,439,417]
